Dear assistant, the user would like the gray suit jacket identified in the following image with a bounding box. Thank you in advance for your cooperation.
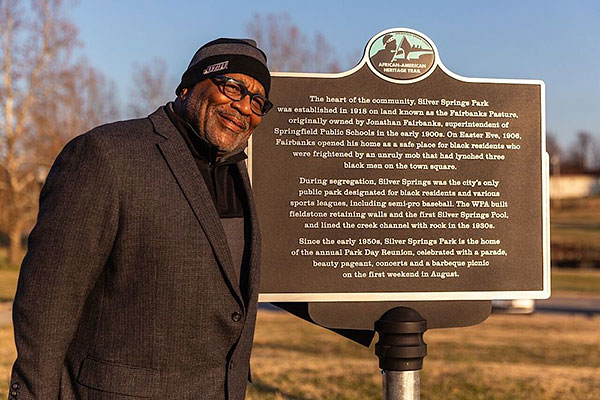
[10,107,261,400]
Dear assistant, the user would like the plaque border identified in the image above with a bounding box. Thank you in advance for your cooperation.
[249,28,550,302]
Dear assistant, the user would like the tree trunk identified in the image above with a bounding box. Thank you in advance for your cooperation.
[8,224,23,267]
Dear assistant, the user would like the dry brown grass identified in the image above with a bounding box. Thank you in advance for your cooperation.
[0,310,598,399]
[247,310,600,400]
[0,270,18,302]
[0,323,15,398]
[551,196,600,268]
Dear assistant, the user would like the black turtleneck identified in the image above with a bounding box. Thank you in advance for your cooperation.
[164,103,247,218]
[165,103,251,295]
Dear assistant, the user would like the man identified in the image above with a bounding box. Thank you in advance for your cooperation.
[371,34,397,67]
[9,38,271,400]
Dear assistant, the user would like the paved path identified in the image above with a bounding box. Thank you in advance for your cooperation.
[536,295,600,315]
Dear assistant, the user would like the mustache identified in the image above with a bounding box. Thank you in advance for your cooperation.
[219,110,249,131]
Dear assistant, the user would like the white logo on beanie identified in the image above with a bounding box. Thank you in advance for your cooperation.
[203,61,229,75]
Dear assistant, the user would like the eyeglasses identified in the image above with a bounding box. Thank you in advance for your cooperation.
[210,75,273,116]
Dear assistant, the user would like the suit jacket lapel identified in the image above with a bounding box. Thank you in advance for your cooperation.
[148,108,244,305]
[236,161,261,303]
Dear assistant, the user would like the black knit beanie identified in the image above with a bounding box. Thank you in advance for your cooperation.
[176,38,270,97]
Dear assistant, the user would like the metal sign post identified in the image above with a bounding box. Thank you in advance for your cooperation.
[375,307,427,400]
[382,371,420,400]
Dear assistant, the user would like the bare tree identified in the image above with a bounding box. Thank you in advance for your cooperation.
[0,0,118,265]
[546,133,561,159]
[592,138,600,172]
[312,32,341,73]
[128,57,172,118]
[29,60,119,170]
[564,131,595,173]
[246,13,340,73]
[546,132,562,175]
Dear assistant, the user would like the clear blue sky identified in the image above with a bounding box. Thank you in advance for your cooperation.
[69,0,600,147]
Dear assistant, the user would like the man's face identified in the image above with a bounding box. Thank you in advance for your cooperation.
[385,38,396,51]
[180,73,265,154]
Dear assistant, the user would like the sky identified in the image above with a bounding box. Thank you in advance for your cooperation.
[68,0,600,147]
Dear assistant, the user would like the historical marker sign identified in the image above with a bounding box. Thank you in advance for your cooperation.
[251,28,550,302]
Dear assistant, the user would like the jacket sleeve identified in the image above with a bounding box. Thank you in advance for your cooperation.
[9,132,120,399]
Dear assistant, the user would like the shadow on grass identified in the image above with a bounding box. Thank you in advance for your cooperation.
[249,378,309,399]
[254,341,371,360]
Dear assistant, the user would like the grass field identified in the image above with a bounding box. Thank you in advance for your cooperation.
[0,246,19,302]
[0,197,598,397]
[550,196,600,268]
[0,270,17,302]
[552,268,600,295]
[0,310,598,399]
[247,311,600,399]
[550,197,600,245]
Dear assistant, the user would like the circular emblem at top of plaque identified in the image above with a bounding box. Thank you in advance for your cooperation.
[367,29,436,82]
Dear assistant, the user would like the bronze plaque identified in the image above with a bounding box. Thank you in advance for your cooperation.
[251,28,549,302]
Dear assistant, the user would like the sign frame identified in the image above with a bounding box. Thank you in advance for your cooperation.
[249,28,550,303]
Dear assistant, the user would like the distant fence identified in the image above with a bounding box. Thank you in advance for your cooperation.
[550,175,600,199]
